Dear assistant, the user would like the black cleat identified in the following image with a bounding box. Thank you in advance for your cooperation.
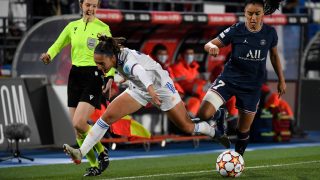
[214,132,231,149]
[83,167,101,176]
[98,148,110,172]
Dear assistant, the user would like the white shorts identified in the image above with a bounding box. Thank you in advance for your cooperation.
[125,79,181,111]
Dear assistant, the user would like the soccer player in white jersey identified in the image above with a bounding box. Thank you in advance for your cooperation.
[63,36,231,165]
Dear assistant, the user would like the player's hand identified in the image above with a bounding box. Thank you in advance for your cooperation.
[40,53,51,65]
[277,80,286,98]
[208,46,219,57]
[102,77,113,100]
[147,85,161,106]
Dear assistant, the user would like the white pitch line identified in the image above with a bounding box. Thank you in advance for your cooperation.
[106,160,320,180]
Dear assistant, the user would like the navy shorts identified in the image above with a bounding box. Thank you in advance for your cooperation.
[68,65,103,109]
[209,77,261,113]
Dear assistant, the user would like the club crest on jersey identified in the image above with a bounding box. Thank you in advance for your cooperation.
[124,65,130,74]
[87,37,97,50]
[260,39,266,46]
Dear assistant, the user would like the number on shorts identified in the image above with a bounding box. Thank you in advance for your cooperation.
[212,80,225,90]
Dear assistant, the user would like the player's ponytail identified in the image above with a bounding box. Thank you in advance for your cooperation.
[264,0,284,15]
[95,35,126,56]
[245,0,284,15]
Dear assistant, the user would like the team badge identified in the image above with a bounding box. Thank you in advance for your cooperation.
[124,65,130,74]
[87,37,97,50]
[260,39,266,46]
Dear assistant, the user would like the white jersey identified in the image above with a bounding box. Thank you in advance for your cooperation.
[116,48,170,91]
[116,48,181,111]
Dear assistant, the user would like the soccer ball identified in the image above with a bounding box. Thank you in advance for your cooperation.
[216,150,245,177]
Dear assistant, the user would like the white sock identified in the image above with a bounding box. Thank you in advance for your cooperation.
[194,121,215,138]
[80,118,109,157]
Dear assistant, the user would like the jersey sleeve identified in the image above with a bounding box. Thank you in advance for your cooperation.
[105,25,112,37]
[217,24,237,46]
[270,27,278,48]
[122,52,139,75]
[47,23,71,60]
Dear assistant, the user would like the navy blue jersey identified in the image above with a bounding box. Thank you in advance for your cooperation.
[217,22,278,90]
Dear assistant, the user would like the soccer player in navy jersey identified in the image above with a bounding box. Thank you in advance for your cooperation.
[198,0,286,156]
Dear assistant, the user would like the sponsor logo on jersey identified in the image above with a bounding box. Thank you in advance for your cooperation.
[243,38,248,44]
[90,95,94,100]
[246,49,261,59]
[238,49,265,61]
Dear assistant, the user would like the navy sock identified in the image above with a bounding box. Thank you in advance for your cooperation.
[235,129,250,156]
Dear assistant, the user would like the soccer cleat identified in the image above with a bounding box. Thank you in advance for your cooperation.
[214,132,231,149]
[63,144,82,165]
[83,167,102,176]
[98,147,110,172]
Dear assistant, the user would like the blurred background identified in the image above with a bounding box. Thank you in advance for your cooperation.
[0,0,319,157]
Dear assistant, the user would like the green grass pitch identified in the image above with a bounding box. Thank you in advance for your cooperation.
[0,146,319,179]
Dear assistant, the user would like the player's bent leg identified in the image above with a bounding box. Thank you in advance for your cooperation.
[77,92,143,159]
[166,101,196,134]
[197,90,224,121]
[72,102,95,133]
[166,101,230,148]
[197,101,217,121]
[101,92,143,125]
[69,105,102,174]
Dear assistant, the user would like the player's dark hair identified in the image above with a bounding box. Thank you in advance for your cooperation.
[151,44,167,56]
[79,0,101,5]
[95,35,126,56]
[245,0,283,15]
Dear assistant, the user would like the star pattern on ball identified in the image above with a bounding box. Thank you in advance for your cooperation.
[230,155,240,165]
[218,159,226,169]
[227,170,237,177]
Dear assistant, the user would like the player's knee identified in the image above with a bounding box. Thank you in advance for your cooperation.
[198,107,215,121]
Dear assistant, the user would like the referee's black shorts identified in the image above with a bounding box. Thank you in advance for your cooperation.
[68,65,103,109]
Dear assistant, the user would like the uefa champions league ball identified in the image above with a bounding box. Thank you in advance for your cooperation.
[216,150,245,177]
